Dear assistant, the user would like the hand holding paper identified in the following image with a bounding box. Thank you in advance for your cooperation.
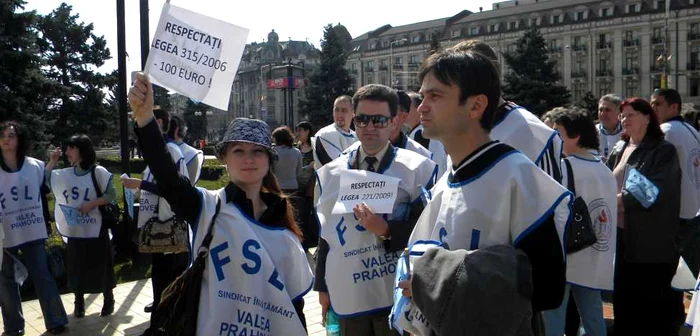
[624,167,659,208]
[128,73,155,127]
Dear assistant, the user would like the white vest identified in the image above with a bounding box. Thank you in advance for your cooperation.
[661,120,700,219]
[316,146,437,316]
[409,125,447,180]
[0,157,49,248]
[406,143,570,335]
[596,123,623,160]
[491,104,562,172]
[313,124,358,168]
[50,166,112,238]
[178,141,204,184]
[409,142,570,251]
[562,156,618,290]
[685,275,700,329]
[137,142,187,228]
[194,188,312,336]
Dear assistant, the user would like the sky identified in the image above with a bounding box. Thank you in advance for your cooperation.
[21,0,497,76]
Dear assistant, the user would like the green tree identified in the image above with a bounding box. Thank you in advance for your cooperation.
[153,85,171,111]
[502,27,571,117]
[428,33,441,55]
[37,3,114,144]
[0,0,54,152]
[577,91,598,119]
[183,99,209,145]
[298,24,354,128]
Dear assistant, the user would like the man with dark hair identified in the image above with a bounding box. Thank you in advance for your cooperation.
[452,40,563,182]
[314,84,436,336]
[399,48,570,335]
[347,91,432,160]
[404,91,447,178]
[313,95,358,169]
[121,107,189,318]
[651,88,700,330]
[168,115,204,184]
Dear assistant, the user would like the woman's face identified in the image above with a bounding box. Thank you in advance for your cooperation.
[296,127,309,142]
[0,127,18,154]
[65,146,81,166]
[620,106,650,140]
[222,142,270,186]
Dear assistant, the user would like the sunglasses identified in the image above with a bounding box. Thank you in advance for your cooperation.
[354,115,392,128]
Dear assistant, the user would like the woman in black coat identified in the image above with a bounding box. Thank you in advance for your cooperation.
[606,97,682,336]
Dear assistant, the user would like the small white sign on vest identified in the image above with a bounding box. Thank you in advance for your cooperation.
[144,2,249,110]
[332,170,400,215]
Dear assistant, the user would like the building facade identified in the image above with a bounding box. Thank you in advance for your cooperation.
[347,0,700,105]
[232,30,321,128]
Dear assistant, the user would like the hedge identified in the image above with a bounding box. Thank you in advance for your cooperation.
[98,156,225,180]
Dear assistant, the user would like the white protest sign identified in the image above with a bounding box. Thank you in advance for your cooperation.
[332,170,400,215]
[144,2,249,110]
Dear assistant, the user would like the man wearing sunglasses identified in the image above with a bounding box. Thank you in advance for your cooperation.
[342,90,432,161]
[314,84,437,336]
[399,47,570,335]
[313,95,359,169]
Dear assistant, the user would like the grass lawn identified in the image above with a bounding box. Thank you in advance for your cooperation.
[31,166,229,298]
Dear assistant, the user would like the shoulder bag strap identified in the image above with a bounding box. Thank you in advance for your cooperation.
[563,158,576,196]
[90,166,104,198]
[198,198,222,254]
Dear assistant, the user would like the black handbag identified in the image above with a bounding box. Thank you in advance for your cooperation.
[91,166,121,230]
[148,198,221,336]
[564,158,597,254]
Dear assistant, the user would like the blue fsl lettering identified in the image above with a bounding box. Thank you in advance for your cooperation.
[0,186,35,210]
[336,217,347,246]
[241,239,262,274]
[211,242,231,281]
[211,239,284,291]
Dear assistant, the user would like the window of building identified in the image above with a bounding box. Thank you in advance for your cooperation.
[507,44,517,53]
[367,60,375,70]
[600,7,611,17]
[409,55,419,64]
[351,63,357,70]
[573,83,585,102]
[383,41,389,47]
[575,11,586,21]
[691,78,700,96]
[530,18,539,26]
[653,27,662,39]
[655,0,666,10]
[552,15,561,24]
[690,45,700,68]
[550,39,558,49]
[626,3,641,14]
[625,80,638,97]
[452,30,461,38]
[509,21,516,30]
[575,56,585,72]
[395,57,402,65]
[471,27,479,35]
[574,36,583,47]
[625,52,636,69]
[599,82,612,97]
[599,57,610,71]
[412,35,420,43]
[380,59,387,67]
[490,24,498,33]
[691,23,700,36]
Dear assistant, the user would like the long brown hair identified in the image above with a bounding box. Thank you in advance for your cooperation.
[262,168,303,240]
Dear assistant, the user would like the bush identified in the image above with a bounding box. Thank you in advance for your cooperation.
[98,156,224,180]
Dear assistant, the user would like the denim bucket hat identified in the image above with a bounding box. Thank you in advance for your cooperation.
[216,118,278,159]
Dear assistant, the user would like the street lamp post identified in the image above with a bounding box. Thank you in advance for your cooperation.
[390,38,408,88]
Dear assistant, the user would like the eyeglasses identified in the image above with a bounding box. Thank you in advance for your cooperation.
[354,115,391,128]
[618,112,640,121]
[0,134,17,140]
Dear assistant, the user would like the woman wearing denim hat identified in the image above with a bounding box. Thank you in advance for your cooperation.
[129,73,312,335]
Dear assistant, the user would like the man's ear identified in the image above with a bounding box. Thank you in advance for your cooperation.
[469,94,488,120]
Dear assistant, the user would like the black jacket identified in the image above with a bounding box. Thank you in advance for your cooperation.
[606,135,681,263]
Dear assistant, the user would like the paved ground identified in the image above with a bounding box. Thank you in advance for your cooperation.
[4,278,693,335]
[6,279,324,336]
